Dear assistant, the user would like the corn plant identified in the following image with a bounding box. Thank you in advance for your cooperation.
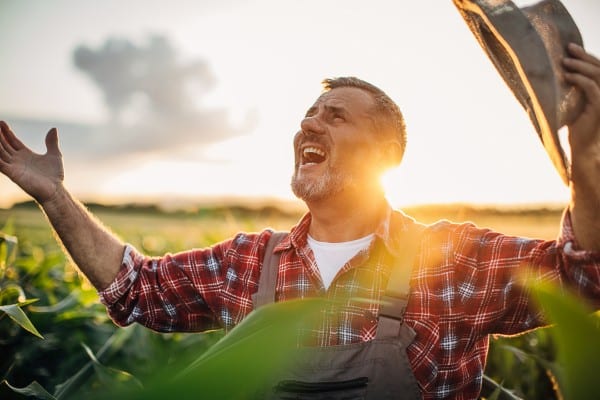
[0,207,597,399]
[0,224,43,339]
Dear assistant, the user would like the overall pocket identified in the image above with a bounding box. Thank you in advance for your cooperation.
[274,377,368,400]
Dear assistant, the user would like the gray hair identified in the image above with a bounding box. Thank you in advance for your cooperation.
[322,77,407,162]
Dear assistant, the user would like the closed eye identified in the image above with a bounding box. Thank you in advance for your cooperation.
[326,105,347,123]
[303,104,348,122]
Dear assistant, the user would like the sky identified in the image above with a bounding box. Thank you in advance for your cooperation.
[0,0,599,209]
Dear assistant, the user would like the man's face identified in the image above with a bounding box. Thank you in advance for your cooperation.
[291,86,383,202]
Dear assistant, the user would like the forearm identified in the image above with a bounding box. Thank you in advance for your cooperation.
[40,184,126,290]
[569,148,600,251]
[563,44,600,251]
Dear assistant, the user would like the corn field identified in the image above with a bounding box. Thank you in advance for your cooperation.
[1,203,599,399]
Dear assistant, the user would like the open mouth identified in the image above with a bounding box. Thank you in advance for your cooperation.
[301,145,327,165]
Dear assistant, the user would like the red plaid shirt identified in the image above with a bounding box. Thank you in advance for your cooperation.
[99,206,600,399]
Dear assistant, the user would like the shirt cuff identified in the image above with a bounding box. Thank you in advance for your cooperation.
[98,244,144,307]
[558,208,600,262]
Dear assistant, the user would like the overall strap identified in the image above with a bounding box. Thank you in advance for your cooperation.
[252,231,288,309]
[377,223,426,339]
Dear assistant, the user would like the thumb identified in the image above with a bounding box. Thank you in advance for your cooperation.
[45,128,62,156]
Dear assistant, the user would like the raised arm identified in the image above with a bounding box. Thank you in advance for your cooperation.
[0,121,125,290]
[564,44,600,251]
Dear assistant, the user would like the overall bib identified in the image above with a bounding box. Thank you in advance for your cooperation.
[252,230,424,400]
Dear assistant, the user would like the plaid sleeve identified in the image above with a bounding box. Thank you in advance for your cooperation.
[97,230,275,333]
[445,208,600,336]
[98,241,233,333]
[556,208,600,301]
[408,213,600,398]
[98,244,144,307]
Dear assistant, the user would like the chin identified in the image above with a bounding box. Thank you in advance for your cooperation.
[291,170,353,203]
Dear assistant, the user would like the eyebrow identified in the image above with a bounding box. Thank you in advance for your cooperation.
[304,105,318,117]
[304,104,348,118]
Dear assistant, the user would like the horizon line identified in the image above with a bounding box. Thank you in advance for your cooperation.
[2,193,569,213]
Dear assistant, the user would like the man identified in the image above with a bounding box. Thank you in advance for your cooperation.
[0,43,599,399]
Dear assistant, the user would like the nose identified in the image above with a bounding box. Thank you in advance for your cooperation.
[300,114,326,136]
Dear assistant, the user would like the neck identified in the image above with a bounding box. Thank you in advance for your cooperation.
[305,188,388,242]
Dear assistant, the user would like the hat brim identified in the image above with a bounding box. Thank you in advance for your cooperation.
[453,0,582,185]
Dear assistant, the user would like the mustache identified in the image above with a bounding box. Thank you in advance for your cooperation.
[296,133,330,151]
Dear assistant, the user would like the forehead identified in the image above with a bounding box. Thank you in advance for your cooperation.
[310,87,376,115]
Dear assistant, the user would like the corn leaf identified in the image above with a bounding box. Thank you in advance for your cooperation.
[53,326,137,399]
[0,232,18,280]
[29,292,79,313]
[2,380,56,399]
[0,300,43,339]
[81,342,144,389]
[98,297,327,400]
[481,374,523,400]
[530,281,600,400]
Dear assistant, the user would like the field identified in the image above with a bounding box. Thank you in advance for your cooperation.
[0,200,566,251]
[0,201,585,399]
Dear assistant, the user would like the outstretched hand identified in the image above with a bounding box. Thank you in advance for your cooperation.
[0,121,65,204]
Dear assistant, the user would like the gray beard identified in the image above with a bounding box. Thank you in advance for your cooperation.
[291,165,354,202]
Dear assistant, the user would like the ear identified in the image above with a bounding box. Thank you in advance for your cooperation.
[378,140,404,169]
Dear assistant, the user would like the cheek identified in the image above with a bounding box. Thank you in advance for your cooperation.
[292,132,302,159]
[344,146,382,176]
[335,137,376,161]
[293,131,302,145]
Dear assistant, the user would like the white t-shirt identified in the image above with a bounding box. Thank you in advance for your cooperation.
[307,234,374,289]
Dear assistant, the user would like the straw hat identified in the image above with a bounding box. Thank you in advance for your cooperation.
[453,0,585,185]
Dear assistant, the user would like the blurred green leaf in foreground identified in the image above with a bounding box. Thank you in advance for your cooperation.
[529,280,600,400]
[93,297,327,400]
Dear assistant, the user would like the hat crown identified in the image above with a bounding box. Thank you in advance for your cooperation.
[522,0,584,126]
[453,0,585,185]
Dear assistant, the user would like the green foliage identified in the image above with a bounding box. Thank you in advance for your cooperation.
[0,300,43,339]
[529,281,600,400]
[92,298,327,400]
[0,222,43,339]
[483,281,600,400]
[0,205,597,399]
[485,329,558,399]
[2,381,56,400]
[0,214,224,399]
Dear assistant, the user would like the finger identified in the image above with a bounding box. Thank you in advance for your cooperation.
[0,121,17,157]
[562,57,600,82]
[0,121,25,151]
[567,43,600,67]
[45,128,62,156]
[0,138,11,163]
[0,121,14,153]
[0,128,15,156]
[565,72,600,114]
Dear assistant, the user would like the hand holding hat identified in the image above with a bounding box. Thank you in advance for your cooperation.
[561,42,600,251]
[562,43,600,182]
[452,0,591,185]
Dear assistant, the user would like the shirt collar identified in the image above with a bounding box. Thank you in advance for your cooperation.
[278,202,420,258]
[374,206,421,258]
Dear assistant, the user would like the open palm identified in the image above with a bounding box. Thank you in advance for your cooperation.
[0,121,64,204]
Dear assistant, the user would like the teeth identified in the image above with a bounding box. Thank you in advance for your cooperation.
[303,147,325,157]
